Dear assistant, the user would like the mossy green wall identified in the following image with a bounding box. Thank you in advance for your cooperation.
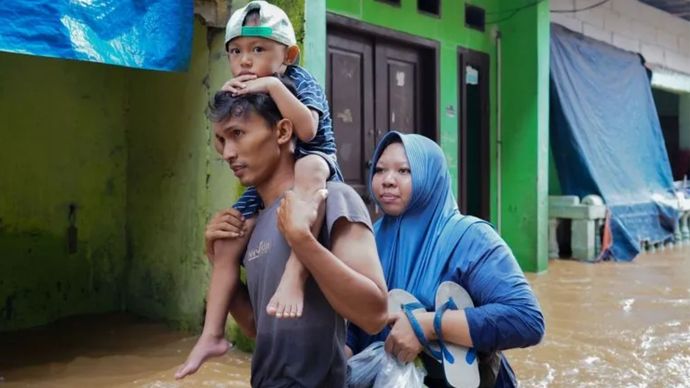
[1,0,306,332]
[0,54,129,330]
[123,20,212,330]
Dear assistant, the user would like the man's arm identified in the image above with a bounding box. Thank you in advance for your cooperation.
[277,191,388,334]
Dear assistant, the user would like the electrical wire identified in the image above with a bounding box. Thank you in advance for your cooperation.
[551,0,611,13]
[486,0,610,24]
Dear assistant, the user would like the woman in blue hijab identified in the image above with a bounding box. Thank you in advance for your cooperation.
[346,131,544,387]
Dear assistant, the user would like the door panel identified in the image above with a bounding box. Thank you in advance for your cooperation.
[375,43,421,138]
[458,49,490,221]
[327,33,375,205]
[327,25,436,219]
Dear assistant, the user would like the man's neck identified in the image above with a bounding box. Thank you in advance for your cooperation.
[256,159,295,206]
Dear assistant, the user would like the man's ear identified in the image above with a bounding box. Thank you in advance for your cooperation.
[275,118,294,145]
[285,45,300,65]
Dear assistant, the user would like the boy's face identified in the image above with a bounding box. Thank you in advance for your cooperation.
[213,111,282,187]
[227,36,288,78]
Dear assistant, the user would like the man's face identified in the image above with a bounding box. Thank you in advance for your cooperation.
[213,111,281,187]
[227,36,287,78]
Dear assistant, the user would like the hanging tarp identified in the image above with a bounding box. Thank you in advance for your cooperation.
[0,0,192,72]
[550,24,678,261]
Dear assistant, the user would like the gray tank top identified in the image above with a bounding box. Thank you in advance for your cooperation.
[243,182,372,387]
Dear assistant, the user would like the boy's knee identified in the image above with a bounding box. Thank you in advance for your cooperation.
[295,155,330,185]
[296,155,329,176]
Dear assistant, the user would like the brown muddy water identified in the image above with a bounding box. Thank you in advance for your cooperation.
[1,247,688,387]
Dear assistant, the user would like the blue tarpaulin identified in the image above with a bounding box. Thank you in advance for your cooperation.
[550,24,678,261]
[0,0,192,72]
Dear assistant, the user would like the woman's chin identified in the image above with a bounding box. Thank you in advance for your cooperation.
[380,203,404,216]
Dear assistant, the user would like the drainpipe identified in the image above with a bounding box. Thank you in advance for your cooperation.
[494,27,503,234]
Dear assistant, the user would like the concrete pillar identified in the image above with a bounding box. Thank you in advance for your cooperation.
[549,219,560,258]
[572,219,596,261]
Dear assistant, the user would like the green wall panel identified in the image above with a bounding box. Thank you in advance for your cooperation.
[0,54,129,330]
[497,0,550,272]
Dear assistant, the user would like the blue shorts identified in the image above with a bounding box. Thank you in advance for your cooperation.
[233,150,343,218]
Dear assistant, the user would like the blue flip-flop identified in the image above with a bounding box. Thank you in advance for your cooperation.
[388,289,444,361]
[434,281,480,388]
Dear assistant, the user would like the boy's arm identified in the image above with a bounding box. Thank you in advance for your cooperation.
[232,76,318,142]
[266,78,318,142]
[277,191,388,334]
[228,282,256,338]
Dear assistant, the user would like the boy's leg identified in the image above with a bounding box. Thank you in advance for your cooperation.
[175,220,255,379]
[267,155,329,318]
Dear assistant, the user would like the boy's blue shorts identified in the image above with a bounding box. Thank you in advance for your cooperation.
[233,150,343,218]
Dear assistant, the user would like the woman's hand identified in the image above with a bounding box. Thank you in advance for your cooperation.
[384,312,425,363]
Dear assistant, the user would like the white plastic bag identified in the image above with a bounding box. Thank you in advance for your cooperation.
[347,341,426,388]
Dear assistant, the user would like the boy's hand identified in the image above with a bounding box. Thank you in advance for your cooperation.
[276,189,327,246]
[231,76,279,96]
[221,74,258,95]
[205,209,246,260]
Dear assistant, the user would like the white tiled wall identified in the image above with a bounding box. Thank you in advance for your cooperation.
[551,0,690,74]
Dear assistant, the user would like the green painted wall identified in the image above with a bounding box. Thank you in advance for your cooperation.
[123,20,212,330]
[497,1,550,272]
[326,0,550,271]
[0,54,129,330]
[0,1,307,333]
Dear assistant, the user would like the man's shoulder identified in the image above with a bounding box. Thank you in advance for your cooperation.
[324,182,372,233]
[326,181,361,200]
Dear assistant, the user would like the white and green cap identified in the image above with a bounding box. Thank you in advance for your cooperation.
[224,1,297,48]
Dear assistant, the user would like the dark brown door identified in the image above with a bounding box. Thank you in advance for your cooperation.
[327,25,436,218]
[375,42,421,136]
[458,48,490,221]
[327,31,376,209]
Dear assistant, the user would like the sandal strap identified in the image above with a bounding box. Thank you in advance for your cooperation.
[433,297,478,365]
[401,302,443,360]
[433,297,458,363]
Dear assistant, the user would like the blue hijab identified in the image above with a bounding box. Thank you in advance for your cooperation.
[370,131,477,308]
[352,132,544,387]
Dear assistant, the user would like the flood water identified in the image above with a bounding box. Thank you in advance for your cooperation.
[1,247,688,387]
[508,246,690,387]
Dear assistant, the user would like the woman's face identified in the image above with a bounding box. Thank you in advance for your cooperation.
[372,142,412,216]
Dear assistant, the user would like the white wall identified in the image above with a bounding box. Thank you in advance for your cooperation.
[551,0,690,74]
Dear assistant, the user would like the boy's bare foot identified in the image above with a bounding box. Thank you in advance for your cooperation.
[175,334,230,379]
[266,273,305,319]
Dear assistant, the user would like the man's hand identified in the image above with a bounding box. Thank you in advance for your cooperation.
[205,209,246,261]
[276,189,327,246]
[222,75,278,96]
[384,312,425,363]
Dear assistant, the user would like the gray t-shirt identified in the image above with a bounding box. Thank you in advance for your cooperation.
[243,182,372,388]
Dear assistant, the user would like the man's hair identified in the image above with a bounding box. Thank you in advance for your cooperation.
[208,75,297,126]
[243,9,261,26]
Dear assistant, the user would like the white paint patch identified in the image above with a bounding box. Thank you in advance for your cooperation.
[396,71,405,86]
[336,109,353,123]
